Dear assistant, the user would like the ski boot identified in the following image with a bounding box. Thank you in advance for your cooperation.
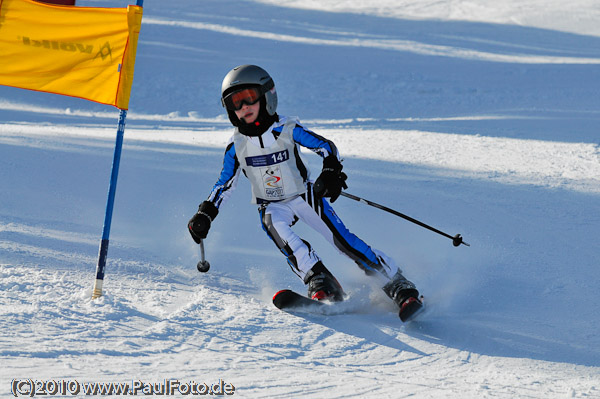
[383,270,422,321]
[304,262,344,302]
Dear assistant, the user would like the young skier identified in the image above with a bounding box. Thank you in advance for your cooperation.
[188,64,422,318]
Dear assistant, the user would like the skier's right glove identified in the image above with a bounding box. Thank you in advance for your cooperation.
[188,201,218,243]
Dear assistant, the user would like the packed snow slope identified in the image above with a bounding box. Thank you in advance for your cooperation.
[1,0,599,398]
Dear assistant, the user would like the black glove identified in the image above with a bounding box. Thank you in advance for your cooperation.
[188,201,218,243]
[313,155,348,203]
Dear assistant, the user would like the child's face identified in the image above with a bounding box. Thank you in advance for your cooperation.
[234,100,260,124]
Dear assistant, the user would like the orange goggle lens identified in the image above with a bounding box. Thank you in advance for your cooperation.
[224,87,261,110]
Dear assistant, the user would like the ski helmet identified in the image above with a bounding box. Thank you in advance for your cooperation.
[221,65,278,116]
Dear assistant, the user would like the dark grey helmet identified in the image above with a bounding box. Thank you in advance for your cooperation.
[221,65,278,116]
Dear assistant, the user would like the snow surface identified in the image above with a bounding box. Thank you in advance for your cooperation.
[1,0,599,397]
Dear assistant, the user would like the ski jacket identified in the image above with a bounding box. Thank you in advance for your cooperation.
[206,116,340,208]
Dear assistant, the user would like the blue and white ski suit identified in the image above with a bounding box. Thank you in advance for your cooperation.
[205,116,399,281]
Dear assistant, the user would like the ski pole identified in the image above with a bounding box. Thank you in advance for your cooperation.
[197,239,211,272]
[339,192,470,247]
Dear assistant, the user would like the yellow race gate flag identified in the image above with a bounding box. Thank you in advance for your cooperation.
[0,0,143,109]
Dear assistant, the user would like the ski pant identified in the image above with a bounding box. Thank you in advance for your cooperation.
[259,183,399,282]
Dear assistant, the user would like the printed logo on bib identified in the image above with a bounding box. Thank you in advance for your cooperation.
[246,149,289,167]
[262,166,285,198]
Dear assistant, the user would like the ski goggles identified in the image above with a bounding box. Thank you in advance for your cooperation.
[222,87,262,111]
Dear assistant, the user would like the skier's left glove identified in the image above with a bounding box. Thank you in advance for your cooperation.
[188,201,218,243]
[313,155,348,203]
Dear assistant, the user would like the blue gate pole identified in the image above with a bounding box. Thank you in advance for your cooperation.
[91,0,144,299]
[92,109,127,299]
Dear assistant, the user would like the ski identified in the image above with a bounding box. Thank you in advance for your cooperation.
[272,289,328,311]
[398,296,425,322]
[273,289,425,322]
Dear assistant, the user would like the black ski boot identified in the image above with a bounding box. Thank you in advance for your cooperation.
[304,262,344,302]
[383,270,422,321]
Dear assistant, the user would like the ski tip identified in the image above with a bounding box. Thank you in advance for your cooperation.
[399,296,424,322]
[272,289,292,302]
[272,289,294,309]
